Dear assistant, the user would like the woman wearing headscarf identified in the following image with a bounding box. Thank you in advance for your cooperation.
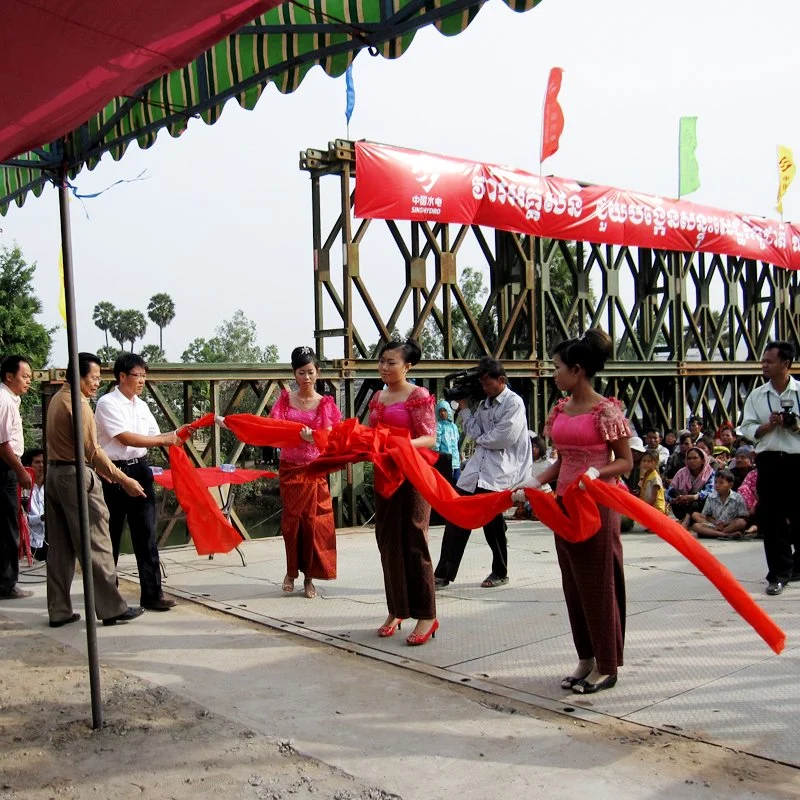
[665,445,715,521]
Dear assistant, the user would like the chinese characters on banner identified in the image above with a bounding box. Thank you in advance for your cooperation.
[353,141,800,271]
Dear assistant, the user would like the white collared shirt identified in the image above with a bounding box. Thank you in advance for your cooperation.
[457,387,531,492]
[95,386,159,460]
[739,376,800,455]
[0,382,24,456]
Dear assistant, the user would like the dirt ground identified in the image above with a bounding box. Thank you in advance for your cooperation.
[2,611,799,800]
[0,619,397,800]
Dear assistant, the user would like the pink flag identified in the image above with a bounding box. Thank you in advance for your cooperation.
[540,67,565,165]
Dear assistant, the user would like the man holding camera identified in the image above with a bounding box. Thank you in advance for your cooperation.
[740,340,800,596]
[434,357,531,589]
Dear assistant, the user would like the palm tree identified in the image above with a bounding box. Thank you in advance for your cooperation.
[110,309,147,352]
[147,293,175,352]
[92,301,117,348]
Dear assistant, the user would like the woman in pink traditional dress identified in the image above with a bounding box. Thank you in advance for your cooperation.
[270,346,342,598]
[368,340,439,646]
[521,329,633,694]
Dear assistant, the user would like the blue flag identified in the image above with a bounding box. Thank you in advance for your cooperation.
[345,64,355,125]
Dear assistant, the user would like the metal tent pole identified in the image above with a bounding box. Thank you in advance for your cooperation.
[57,160,103,730]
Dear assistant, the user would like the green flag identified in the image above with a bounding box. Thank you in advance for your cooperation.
[679,116,700,197]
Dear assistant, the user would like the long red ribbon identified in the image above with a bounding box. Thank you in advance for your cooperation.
[169,413,786,653]
[522,480,785,655]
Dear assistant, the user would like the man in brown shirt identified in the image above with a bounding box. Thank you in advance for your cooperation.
[46,352,147,627]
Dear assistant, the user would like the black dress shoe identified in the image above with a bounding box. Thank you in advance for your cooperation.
[573,674,618,694]
[49,612,81,628]
[102,606,145,626]
[141,597,177,611]
[766,582,785,596]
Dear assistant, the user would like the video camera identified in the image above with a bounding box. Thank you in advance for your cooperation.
[779,398,797,428]
[443,367,485,403]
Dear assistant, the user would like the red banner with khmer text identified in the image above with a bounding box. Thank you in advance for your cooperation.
[354,141,800,270]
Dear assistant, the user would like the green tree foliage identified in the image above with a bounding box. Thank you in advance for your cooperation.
[109,309,147,352]
[0,245,56,446]
[181,310,277,364]
[92,301,117,349]
[419,266,494,359]
[140,344,166,364]
[147,292,176,352]
[97,345,122,364]
[0,245,54,366]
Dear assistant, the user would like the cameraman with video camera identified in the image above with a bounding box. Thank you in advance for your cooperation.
[740,340,800,596]
[433,357,531,589]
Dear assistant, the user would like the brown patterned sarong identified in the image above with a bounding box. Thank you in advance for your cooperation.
[374,480,436,620]
[278,463,337,580]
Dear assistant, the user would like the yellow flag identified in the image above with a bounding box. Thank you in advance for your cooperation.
[58,248,67,324]
[776,145,796,215]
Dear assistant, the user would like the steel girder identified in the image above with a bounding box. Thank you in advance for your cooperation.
[301,139,800,441]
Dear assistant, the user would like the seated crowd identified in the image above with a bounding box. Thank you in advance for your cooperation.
[622,418,758,539]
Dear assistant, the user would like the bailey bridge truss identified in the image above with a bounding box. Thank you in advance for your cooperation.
[300,138,800,446]
[35,140,800,530]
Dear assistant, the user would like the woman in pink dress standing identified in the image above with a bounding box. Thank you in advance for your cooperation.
[270,346,342,598]
[519,329,632,694]
[368,340,439,645]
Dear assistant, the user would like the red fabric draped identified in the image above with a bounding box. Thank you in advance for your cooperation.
[16,468,35,565]
[521,479,786,655]
[154,466,276,490]
[167,445,243,556]
[169,413,786,653]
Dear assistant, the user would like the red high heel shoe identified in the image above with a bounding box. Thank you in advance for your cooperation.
[406,619,439,646]
[377,618,404,637]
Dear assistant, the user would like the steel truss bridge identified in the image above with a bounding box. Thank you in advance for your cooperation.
[36,139,800,529]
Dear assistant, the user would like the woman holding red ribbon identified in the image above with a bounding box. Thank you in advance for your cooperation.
[270,346,342,598]
[521,329,633,694]
[369,340,439,646]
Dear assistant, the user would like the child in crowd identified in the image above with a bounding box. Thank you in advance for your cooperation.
[638,448,666,514]
[685,469,750,539]
[435,399,461,483]
[663,429,678,454]
[712,445,731,470]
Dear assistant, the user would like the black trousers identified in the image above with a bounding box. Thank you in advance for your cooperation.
[434,487,508,582]
[0,464,20,594]
[755,451,800,583]
[102,459,163,604]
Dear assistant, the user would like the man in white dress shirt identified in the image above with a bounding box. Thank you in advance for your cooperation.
[739,340,800,596]
[0,355,33,599]
[95,353,180,610]
[433,358,531,589]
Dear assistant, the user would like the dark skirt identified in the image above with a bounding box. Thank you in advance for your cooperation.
[555,504,625,675]
[374,480,436,620]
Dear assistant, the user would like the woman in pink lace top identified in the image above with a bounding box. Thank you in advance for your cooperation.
[533,330,633,695]
[368,340,439,645]
[270,347,342,598]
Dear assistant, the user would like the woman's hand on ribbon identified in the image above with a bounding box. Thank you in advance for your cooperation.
[578,466,600,489]
[511,475,541,503]
[300,426,315,443]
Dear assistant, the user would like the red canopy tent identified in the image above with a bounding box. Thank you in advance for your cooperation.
[0,1,282,162]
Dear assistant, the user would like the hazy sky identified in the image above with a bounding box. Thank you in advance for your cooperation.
[1,0,798,366]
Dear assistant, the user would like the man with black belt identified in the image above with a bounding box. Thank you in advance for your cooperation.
[739,340,800,596]
[46,352,146,627]
[95,353,179,611]
[0,355,33,600]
